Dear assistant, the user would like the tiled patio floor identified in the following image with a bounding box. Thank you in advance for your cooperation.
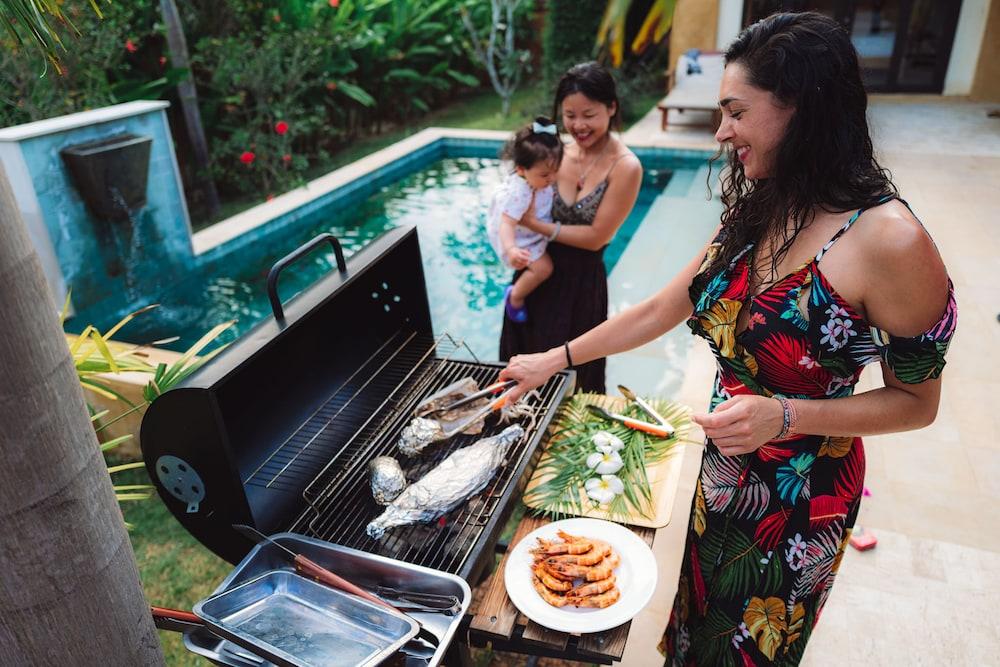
[589,96,1000,666]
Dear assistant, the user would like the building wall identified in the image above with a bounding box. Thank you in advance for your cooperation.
[944,0,991,95]
[669,0,721,87]
[971,0,1000,101]
[717,0,744,50]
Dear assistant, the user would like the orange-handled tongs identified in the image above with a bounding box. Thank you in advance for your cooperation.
[617,384,676,436]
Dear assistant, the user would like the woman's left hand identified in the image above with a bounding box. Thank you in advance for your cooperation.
[692,395,785,456]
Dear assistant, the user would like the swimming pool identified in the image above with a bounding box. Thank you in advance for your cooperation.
[71,139,711,361]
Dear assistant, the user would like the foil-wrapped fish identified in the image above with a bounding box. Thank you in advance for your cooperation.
[367,425,524,539]
[369,456,407,505]
[397,417,447,457]
[397,378,490,458]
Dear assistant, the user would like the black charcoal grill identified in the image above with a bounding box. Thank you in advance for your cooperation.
[141,226,572,585]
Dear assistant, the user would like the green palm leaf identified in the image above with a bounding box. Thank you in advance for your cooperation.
[525,391,691,522]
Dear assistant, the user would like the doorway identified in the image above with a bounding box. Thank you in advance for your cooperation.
[742,1,963,93]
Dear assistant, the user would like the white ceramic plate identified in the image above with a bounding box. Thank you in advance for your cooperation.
[503,517,657,634]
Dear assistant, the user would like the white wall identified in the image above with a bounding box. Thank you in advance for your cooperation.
[945,0,990,95]
[717,0,745,51]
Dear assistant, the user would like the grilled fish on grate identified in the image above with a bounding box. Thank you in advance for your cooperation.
[367,425,525,539]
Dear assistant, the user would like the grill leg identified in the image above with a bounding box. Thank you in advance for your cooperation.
[446,639,474,667]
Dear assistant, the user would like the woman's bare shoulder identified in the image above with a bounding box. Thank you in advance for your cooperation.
[858,199,950,336]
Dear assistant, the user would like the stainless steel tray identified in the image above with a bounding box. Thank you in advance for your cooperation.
[194,570,419,667]
[184,533,472,667]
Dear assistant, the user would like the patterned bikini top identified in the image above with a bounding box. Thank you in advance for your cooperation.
[688,198,958,400]
[551,153,630,227]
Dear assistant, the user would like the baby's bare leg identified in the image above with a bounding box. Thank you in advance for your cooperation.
[510,251,553,306]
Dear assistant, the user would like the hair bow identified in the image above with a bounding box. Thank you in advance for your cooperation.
[532,121,557,135]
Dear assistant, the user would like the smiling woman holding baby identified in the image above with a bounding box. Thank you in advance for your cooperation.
[498,62,643,393]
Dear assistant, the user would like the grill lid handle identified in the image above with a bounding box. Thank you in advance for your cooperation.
[266,233,347,321]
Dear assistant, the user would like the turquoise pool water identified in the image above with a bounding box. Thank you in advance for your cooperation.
[72,142,709,361]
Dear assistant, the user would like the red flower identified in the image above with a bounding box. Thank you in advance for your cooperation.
[240,151,255,165]
[325,81,338,91]
[329,0,339,7]
[266,194,275,201]
[282,154,292,163]
[125,39,137,53]
[273,12,281,22]
[158,56,167,66]
[274,120,289,135]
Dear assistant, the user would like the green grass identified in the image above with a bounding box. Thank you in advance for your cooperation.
[116,465,231,666]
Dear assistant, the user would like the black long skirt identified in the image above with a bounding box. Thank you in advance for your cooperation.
[498,242,607,393]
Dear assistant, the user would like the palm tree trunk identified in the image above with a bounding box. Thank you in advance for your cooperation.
[0,170,163,664]
[161,0,221,218]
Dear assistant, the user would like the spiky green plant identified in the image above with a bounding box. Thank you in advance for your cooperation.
[61,295,233,520]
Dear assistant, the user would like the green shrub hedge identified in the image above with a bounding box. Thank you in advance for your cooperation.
[541,0,603,86]
[0,0,502,211]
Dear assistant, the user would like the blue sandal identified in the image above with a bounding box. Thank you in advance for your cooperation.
[504,285,528,323]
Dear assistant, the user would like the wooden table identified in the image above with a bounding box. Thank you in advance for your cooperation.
[467,515,656,664]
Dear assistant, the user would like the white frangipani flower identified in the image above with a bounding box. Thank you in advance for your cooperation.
[586,449,624,475]
[591,430,624,453]
[585,474,625,504]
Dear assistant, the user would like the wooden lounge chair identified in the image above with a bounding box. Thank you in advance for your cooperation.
[657,51,724,132]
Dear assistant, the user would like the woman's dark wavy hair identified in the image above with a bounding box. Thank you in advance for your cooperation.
[702,11,896,286]
[552,62,622,131]
[501,115,564,169]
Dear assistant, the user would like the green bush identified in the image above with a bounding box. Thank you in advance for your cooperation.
[541,0,603,86]
[0,0,487,206]
[0,0,177,128]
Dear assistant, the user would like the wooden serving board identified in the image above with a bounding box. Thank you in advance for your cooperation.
[523,395,691,529]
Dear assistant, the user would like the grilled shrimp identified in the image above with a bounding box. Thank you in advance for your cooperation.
[542,563,576,581]
[532,536,593,556]
[532,576,568,607]
[545,540,611,566]
[569,586,620,608]
[548,551,621,581]
[568,574,616,598]
[533,564,572,592]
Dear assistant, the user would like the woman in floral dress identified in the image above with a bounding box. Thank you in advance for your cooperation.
[500,12,956,666]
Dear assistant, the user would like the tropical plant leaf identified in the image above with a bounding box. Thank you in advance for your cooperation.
[818,435,853,458]
[691,605,740,667]
[776,453,814,504]
[743,596,787,661]
[525,392,690,522]
[834,442,864,500]
[699,298,741,359]
[693,478,706,536]
[808,495,848,530]
[100,434,133,452]
[713,526,768,599]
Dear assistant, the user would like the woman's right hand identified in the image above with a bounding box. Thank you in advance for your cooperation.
[499,348,565,402]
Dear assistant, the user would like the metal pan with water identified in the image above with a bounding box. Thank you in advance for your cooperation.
[194,570,419,667]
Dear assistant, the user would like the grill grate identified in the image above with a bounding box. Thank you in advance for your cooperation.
[289,353,569,578]
[243,331,468,491]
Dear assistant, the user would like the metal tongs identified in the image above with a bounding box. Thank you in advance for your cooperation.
[617,384,675,435]
[233,525,460,615]
[585,385,675,438]
[421,380,516,417]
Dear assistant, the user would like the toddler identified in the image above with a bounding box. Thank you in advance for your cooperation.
[487,116,563,322]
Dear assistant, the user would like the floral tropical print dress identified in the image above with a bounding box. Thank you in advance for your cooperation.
[661,201,958,666]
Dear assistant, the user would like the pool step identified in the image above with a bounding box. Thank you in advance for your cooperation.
[606,191,723,397]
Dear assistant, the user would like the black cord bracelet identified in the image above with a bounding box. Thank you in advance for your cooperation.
[564,341,574,368]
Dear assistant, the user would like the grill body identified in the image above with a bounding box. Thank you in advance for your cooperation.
[141,226,572,580]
